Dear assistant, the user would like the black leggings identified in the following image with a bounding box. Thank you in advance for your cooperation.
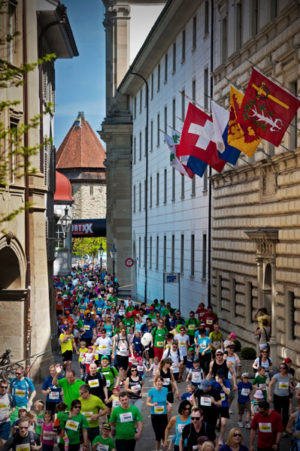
[151,414,168,441]
[273,393,290,428]
[200,353,211,375]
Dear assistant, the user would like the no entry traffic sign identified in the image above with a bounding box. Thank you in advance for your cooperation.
[125,258,134,267]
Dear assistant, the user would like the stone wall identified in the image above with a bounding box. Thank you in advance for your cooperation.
[72,183,106,220]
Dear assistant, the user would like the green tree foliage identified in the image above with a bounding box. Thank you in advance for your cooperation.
[72,237,107,261]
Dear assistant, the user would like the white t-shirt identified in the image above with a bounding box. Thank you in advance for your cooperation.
[174,334,189,357]
[162,349,181,373]
[95,336,112,355]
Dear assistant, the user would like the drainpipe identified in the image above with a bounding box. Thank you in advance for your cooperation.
[22,0,31,374]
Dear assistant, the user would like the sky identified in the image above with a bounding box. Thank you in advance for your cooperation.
[54,0,164,149]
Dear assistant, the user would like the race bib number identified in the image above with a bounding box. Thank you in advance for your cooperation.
[179,342,185,346]
[82,411,93,421]
[100,345,107,350]
[119,412,133,423]
[192,372,201,383]
[200,343,206,349]
[112,400,121,408]
[200,396,212,406]
[49,391,60,400]
[192,446,198,450]
[36,417,44,426]
[279,382,288,389]
[206,319,213,325]
[43,431,54,440]
[259,422,272,432]
[220,393,225,401]
[163,378,170,385]
[131,384,141,391]
[15,389,26,397]
[97,445,109,451]
[84,325,90,330]
[16,445,30,451]
[106,380,111,388]
[137,365,144,372]
[156,341,164,347]
[154,405,164,414]
[0,403,8,409]
[213,342,220,348]
[88,379,99,388]
[65,420,79,431]
[119,309,125,315]
[188,324,195,330]
[177,423,186,433]
[241,388,250,396]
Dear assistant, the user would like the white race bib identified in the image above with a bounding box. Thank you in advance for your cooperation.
[154,405,165,414]
[241,388,250,396]
[84,325,90,330]
[112,400,121,408]
[88,379,99,388]
[220,393,225,401]
[65,419,79,431]
[97,445,109,451]
[163,378,170,385]
[119,412,133,423]
[82,411,93,421]
[192,372,201,383]
[15,389,26,397]
[177,423,186,433]
[259,422,272,432]
[49,391,60,400]
[200,396,212,406]
[206,320,213,325]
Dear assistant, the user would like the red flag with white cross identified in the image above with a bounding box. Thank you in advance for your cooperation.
[237,68,300,146]
[177,103,226,173]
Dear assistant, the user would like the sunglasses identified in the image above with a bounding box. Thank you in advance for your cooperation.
[19,427,29,430]
[191,417,201,420]
[15,372,22,375]
[234,433,242,437]
[131,369,137,372]
[0,386,8,389]
[184,408,191,411]
[74,405,81,408]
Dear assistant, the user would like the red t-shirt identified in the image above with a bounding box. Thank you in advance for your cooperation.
[203,313,218,330]
[251,409,283,449]
[195,308,207,321]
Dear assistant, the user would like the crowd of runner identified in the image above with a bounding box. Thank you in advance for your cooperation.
[1,266,300,451]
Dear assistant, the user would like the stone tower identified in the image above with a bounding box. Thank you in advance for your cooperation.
[56,112,106,220]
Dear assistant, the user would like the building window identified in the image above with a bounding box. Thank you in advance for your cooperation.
[133,185,136,213]
[164,106,167,133]
[180,234,184,274]
[139,89,143,113]
[192,16,197,49]
[181,174,185,199]
[172,42,176,73]
[139,182,141,211]
[164,53,168,83]
[246,281,254,323]
[134,97,137,119]
[139,132,142,160]
[138,237,141,267]
[157,64,160,92]
[290,81,298,149]
[181,90,185,120]
[172,98,176,130]
[204,68,209,110]
[90,185,94,196]
[156,173,160,205]
[192,80,196,104]
[181,29,186,62]
[172,167,175,201]
[133,137,136,164]
[202,234,207,279]
[150,176,152,208]
[144,179,146,209]
[144,236,146,267]
[9,117,18,184]
[231,277,237,317]
[190,234,195,277]
[164,168,167,204]
[151,73,154,100]
[217,274,223,311]
[156,236,159,270]
[204,0,209,35]
[144,126,147,156]
[55,224,65,249]
[8,1,17,65]
[150,236,152,269]
[235,2,242,51]
[288,291,296,340]
[163,236,167,271]
[157,113,160,147]
[171,235,175,272]
[221,17,228,63]
[203,168,208,191]
[252,0,259,35]
[150,120,153,151]
[191,176,196,197]
[270,0,278,19]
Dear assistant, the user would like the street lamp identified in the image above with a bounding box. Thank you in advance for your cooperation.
[99,243,104,270]
[110,243,117,281]
[60,206,72,240]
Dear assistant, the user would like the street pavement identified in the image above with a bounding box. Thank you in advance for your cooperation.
[35,355,292,450]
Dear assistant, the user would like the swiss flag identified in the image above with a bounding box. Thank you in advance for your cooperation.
[237,68,300,146]
[177,103,226,173]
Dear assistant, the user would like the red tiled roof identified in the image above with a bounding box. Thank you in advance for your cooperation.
[54,171,73,202]
[56,112,106,169]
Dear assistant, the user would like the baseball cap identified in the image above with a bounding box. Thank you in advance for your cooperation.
[101,355,109,361]
[242,372,249,378]
[200,379,212,390]
[230,333,237,339]
[102,423,111,430]
[216,349,224,354]
[254,390,264,399]
[284,358,292,363]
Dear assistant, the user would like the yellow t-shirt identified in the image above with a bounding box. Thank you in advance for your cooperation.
[78,347,88,362]
[59,333,74,354]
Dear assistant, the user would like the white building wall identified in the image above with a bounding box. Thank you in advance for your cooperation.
[131,2,211,315]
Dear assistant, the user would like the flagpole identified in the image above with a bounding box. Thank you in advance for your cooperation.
[130,69,149,303]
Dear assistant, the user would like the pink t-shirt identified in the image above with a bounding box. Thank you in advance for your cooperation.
[42,421,55,445]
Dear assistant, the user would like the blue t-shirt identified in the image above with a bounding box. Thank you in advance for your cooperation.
[82,318,96,338]
[148,387,168,415]
[95,298,105,314]
[197,336,211,354]
[10,377,35,407]
[237,381,252,403]
[214,379,230,407]
[41,376,63,404]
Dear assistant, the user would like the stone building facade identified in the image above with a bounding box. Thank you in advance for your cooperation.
[210,0,300,371]
[0,1,77,374]
[56,112,106,221]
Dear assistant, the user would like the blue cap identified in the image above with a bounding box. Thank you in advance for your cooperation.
[200,379,212,390]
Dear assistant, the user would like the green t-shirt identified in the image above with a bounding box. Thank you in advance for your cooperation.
[35,413,44,435]
[57,378,85,409]
[252,374,267,399]
[92,434,115,450]
[79,394,106,428]
[100,366,118,390]
[152,327,168,348]
[61,412,89,444]
[109,405,143,440]
[186,318,200,336]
